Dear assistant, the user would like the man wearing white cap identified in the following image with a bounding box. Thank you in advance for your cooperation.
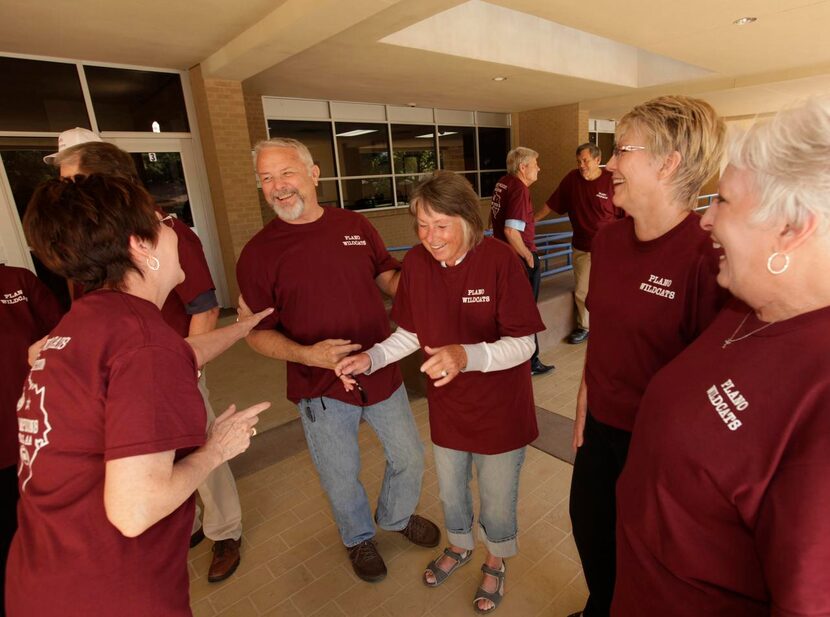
[42,127,103,165]
[44,130,246,583]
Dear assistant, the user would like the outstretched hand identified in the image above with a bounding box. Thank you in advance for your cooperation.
[235,295,274,335]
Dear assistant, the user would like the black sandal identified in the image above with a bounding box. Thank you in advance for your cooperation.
[423,547,472,587]
[473,561,506,614]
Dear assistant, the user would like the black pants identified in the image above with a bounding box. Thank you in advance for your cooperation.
[569,413,632,617]
[0,465,19,617]
[524,252,542,363]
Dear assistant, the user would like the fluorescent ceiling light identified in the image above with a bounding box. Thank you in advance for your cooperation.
[336,129,378,137]
[492,76,507,81]
[733,16,757,25]
[415,131,458,138]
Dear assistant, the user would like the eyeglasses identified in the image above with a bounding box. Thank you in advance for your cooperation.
[160,214,176,228]
[612,145,647,158]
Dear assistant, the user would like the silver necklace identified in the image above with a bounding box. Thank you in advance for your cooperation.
[722,312,775,349]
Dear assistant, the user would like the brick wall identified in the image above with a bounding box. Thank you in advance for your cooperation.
[512,103,589,212]
[189,65,263,301]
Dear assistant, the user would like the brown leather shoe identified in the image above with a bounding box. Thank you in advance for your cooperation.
[398,514,440,548]
[347,539,387,582]
[208,538,242,582]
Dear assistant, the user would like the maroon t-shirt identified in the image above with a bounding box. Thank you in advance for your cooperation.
[161,218,217,337]
[490,174,537,252]
[585,213,726,431]
[391,238,544,454]
[0,265,62,469]
[7,290,205,617]
[615,300,830,617]
[237,207,402,405]
[545,169,621,252]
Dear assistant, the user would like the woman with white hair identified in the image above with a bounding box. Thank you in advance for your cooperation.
[613,97,830,615]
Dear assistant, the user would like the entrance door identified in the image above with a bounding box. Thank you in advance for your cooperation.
[108,137,227,305]
[0,136,227,306]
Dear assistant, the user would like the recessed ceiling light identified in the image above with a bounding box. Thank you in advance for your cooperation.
[492,76,507,82]
[733,16,757,25]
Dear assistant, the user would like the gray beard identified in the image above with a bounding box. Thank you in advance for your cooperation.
[271,193,305,222]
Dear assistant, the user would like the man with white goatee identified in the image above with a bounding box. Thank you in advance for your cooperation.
[236,138,439,584]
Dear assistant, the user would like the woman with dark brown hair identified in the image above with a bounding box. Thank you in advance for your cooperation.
[6,175,269,617]
[336,171,545,614]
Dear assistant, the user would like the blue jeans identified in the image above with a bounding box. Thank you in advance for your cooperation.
[432,444,526,558]
[298,384,424,547]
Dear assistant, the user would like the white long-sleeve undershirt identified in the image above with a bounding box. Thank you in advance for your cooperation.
[364,326,534,375]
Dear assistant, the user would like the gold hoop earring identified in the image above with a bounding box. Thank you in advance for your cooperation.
[766,252,789,275]
[146,255,160,271]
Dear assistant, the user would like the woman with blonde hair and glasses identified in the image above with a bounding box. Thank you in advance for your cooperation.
[614,96,830,616]
[568,96,729,617]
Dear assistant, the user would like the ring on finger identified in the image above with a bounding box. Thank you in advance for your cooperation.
[440,369,448,378]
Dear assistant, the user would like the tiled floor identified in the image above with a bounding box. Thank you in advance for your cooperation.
[191,342,588,617]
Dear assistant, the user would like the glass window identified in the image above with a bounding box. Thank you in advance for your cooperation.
[480,171,505,199]
[129,152,194,227]
[317,180,339,208]
[478,127,510,170]
[438,126,476,171]
[342,178,393,210]
[391,124,436,175]
[394,175,426,205]
[0,57,90,132]
[267,120,337,177]
[84,66,189,132]
[335,123,390,176]
[459,172,479,197]
[597,133,614,166]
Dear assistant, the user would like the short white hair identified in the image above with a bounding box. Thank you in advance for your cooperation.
[729,97,830,231]
[254,138,315,174]
[506,147,538,175]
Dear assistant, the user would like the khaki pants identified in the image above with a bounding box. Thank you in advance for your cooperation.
[192,374,243,541]
[573,249,591,330]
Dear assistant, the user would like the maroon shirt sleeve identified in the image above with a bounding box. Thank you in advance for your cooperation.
[545,173,570,215]
[495,248,545,337]
[755,435,830,614]
[237,238,281,332]
[361,215,401,277]
[390,263,415,332]
[170,220,215,306]
[105,345,205,461]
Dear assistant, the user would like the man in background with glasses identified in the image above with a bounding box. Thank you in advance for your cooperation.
[237,138,439,584]
[535,143,622,345]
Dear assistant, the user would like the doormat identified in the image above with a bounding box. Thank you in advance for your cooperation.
[531,407,575,465]
[228,417,307,479]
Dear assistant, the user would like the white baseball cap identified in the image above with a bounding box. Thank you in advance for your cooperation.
[43,127,103,164]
